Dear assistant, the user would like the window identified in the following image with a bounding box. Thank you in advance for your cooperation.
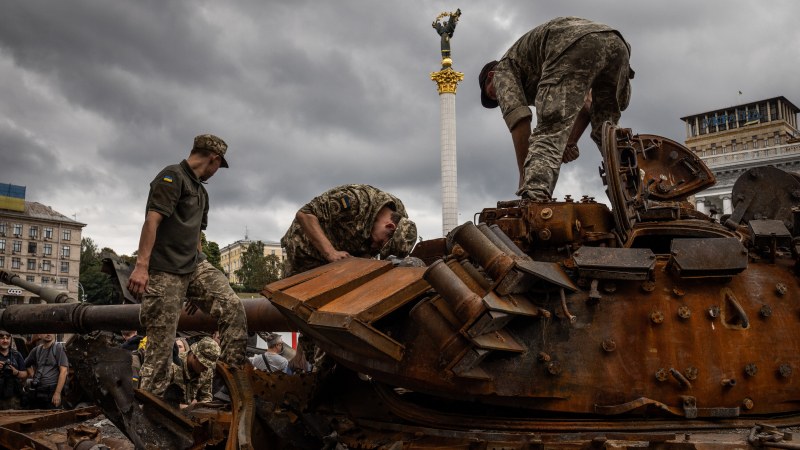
[29,226,38,239]
[0,222,5,235]
[44,227,53,239]
[62,246,70,258]
[12,224,22,236]
[42,276,50,285]
[26,276,34,283]
[59,278,68,287]
[0,256,4,268]
[11,257,20,269]
[43,243,52,255]
[27,259,36,270]
[28,242,37,254]
[12,241,21,253]
[42,260,51,271]
[60,261,69,273]
[765,138,770,148]
[63,229,71,241]
[0,239,4,252]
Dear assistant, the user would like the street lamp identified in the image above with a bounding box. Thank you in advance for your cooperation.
[77,282,87,302]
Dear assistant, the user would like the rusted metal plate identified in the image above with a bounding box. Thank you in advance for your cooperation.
[514,259,578,290]
[669,237,748,277]
[749,219,792,247]
[572,246,655,280]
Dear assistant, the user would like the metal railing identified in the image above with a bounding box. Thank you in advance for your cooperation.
[701,142,800,169]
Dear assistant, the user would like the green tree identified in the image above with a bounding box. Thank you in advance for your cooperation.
[235,241,281,291]
[79,237,116,304]
[201,232,223,272]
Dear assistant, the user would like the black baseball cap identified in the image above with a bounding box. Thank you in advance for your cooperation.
[479,60,499,109]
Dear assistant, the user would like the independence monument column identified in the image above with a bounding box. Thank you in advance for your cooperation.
[431,9,463,236]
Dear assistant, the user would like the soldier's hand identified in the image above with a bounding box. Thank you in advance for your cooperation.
[127,267,149,298]
[324,249,351,262]
[562,144,580,163]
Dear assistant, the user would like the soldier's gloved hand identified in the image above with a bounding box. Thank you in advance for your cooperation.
[562,144,579,163]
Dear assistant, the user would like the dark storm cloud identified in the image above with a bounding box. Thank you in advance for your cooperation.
[1,1,799,254]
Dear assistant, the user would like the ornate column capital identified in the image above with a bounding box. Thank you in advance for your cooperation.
[431,67,464,95]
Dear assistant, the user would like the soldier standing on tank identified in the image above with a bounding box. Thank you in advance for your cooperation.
[478,16,634,201]
[280,184,418,277]
[127,134,248,399]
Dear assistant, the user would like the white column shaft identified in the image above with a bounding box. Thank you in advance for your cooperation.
[439,92,458,235]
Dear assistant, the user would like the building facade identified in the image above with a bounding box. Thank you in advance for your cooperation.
[220,239,284,284]
[0,202,86,305]
[681,96,800,217]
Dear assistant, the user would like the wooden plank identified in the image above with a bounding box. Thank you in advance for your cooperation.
[262,259,350,297]
[278,258,392,310]
[315,267,430,322]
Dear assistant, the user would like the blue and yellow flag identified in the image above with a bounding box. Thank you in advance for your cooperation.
[0,183,25,212]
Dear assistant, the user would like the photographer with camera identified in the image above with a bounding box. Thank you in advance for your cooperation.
[0,329,27,409]
[23,333,68,409]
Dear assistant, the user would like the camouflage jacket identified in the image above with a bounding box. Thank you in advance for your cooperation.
[493,16,630,130]
[281,184,407,276]
[167,352,213,404]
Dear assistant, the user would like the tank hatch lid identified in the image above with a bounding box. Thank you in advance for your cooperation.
[600,123,716,242]
[667,237,747,278]
[572,246,655,280]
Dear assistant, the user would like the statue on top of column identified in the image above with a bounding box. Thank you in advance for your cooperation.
[432,9,461,65]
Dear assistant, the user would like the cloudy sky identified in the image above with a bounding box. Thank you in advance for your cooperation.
[1,1,799,255]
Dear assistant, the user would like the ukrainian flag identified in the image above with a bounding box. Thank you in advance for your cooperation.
[0,183,26,212]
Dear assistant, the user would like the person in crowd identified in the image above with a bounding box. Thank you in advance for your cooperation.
[0,329,27,409]
[165,337,220,407]
[24,333,68,409]
[287,338,313,374]
[120,330,143,351]
[175,337,189,355]
[250,334,289,373]
[478,16,634,200]
[127,133,248,400]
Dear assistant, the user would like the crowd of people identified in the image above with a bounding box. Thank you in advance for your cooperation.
[0,331,69,410]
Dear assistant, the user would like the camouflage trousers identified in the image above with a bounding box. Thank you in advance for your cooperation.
[517,31,632,201]
[138,260,247,396]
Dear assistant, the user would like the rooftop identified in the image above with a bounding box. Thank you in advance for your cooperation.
[0,201,86,227]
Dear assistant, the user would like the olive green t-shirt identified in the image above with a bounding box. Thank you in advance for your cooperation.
[145,160,208,274]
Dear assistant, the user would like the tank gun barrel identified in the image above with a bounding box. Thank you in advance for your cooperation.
[0,269,76,303]
[0,298,294,334]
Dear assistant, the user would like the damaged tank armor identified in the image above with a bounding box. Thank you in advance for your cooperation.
[3,123,800,448]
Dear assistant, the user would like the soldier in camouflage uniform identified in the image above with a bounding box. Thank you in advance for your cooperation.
[281,184,418,277]
[165,337,220,406]
[479,17,634,201]
[128,134,248,399]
